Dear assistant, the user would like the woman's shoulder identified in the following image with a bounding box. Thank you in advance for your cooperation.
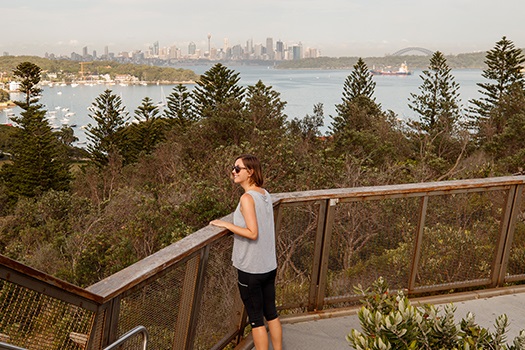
[246,188,270,197]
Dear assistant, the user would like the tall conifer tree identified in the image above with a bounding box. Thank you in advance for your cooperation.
[409,51,461,135]
[0,62,70,200]
[85,89,129,167]
[164,84,197,130]
[470,36,525,142]
[332,58,379,133]
[192,63,245,119]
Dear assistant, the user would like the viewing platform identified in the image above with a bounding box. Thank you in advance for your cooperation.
[1,175,525,349]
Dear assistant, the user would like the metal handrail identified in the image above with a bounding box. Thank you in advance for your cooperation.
[0,342,27,350]
[103,326,148,350]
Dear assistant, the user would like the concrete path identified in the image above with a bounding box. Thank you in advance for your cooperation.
[265,287,525,350]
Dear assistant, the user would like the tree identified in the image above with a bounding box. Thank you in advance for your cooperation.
[470,36,525,142]
[484,83,525,174]
[85,89,129,167]
[192,63,245,119]
[340,57,376,102]
[184,64,247,156]
[134,96,160,122]
[289,103,324,141]
[244,80,287,137]
[409,51,462,135]
[407,51,467,178]
[164,84,197,130]
[332,58,379,133]
[0,62,70,201]
[0,88,9,103]
[121,97,167,164]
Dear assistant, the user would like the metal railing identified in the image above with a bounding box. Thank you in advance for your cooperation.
[103,326,148,350]
[1,175,524,349]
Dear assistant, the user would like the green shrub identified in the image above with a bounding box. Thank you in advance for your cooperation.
[347,277,525,350]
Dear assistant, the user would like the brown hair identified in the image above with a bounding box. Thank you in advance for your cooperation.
[236,154,264,187]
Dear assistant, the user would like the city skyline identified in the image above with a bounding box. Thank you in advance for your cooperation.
[61,36,319,63]
[2,0,525,58]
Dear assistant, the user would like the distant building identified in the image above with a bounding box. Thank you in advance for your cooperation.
[275,40,284,60]
[153,41,159,56]
[292,43,303,60]
[188,42,196,55]
[266,37,274,60]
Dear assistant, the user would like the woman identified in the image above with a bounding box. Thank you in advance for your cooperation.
[210,154,282,350]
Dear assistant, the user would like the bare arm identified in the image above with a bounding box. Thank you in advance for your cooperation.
[210,193,259,240]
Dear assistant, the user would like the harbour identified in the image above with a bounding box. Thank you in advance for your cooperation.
[2,66,483,146]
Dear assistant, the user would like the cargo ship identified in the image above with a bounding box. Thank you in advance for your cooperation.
[370,62,412,76]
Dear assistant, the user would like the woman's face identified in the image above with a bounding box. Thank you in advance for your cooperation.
[232,159,251,184]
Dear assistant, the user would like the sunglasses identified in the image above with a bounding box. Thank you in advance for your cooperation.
[231,165,247,173]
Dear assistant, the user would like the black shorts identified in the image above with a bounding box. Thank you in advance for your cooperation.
[237,268,278,328]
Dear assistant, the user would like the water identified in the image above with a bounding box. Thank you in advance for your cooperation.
[2,66,483,145]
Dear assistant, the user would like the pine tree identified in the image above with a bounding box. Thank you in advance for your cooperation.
[332,58,379,133]
[408,51,466,177]
[192,63,245,119]
[244,80,287,134]
[121,97,167,164]
[134,96,160,122]
[0,62,70,200]
[164,84,197,130]
[409,51,462,135]
[470,36,525,141]
[340,57,376,102]
[85,89,129,167]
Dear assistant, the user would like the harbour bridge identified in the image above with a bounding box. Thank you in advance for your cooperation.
[391,47,434,56]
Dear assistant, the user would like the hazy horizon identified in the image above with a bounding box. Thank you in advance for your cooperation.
[2,0,524,58]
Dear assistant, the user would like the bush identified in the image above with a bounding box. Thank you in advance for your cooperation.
[347,277,525,350]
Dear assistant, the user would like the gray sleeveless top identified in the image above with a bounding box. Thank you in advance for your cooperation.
[232,189,277,273]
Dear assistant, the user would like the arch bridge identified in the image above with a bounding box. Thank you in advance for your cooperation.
[391,47,434,56]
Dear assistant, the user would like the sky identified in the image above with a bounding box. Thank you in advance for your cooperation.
[2,0,525,58]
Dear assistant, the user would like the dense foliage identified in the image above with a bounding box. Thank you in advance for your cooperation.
[0,37,524,288]
[347,278,525,349]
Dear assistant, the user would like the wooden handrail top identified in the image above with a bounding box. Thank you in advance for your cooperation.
[0,255,103,304]
[272,175,525,203]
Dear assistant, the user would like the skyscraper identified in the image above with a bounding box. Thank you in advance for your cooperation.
[292,42,303,60]
[266,37,274,60]
[275,40,284,60]
[153,41,159,56]
[207,33,211,57]
[188,42,196,56]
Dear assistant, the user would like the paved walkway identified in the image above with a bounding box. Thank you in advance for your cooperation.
[256,287,525,350]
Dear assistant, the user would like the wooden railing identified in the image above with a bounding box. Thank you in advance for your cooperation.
[1,176,524,349]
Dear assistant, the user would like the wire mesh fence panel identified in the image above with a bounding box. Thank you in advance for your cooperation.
[506,189,525,281]
[275,202,321,314]
[324,197,421,306]
[0,280,94,349]
[192,235,242,350]
[415,191,506,288]
[116,261,187,349]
